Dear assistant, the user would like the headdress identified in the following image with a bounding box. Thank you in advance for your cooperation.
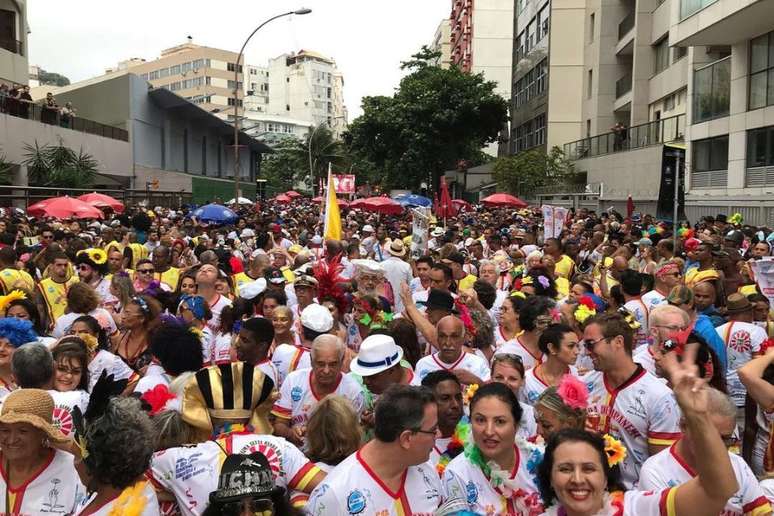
[574,295,597,324]
[75,248,109,274]
[0,317,38,347]
[603,434,627,467]
[313,254,349,314]
[556,374,588,411]
[0,290,26,314]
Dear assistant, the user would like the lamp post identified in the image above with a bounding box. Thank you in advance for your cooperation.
[233,8,312,201]
[307,115,345,195]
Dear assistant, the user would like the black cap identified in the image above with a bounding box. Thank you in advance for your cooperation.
[445,251,465,266]
[425,288,458,314]
[209,452,282,505]
[716,214,727,223]
[264,267,286,284]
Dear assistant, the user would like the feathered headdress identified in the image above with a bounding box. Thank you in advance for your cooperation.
[313,254,349,314]
[0,290,26,314]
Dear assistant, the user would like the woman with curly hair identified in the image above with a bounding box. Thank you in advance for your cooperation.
[111,294,162,375]
[75,396,159,515]
[53,282,118,339]
[134,321,203,394]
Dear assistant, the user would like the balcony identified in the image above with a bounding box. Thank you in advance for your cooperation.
[618,12,635,40]
[1,99,129,141]
[0,38,22,55]
[564,114,685,160]
[615,73,632,98]
[672,0,774,46]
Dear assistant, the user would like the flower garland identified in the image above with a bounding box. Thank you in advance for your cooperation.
[436,418,470,477]
[542,491,625,516]
[211,423,253,440]
[574,295,597,324]
[107,480,148,516]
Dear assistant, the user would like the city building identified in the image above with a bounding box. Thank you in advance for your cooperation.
[243,64,270,113]
[111,38,245,116]
[430,19,453,69]
[266,49,348,138]
[29,72,271,203]
[0,0,28,86]
[239,111,312,147]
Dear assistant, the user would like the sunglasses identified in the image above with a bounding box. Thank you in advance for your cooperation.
[77,265,92,271]
[137,269,154,274]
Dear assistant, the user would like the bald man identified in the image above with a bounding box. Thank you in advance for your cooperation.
[412,316,490,387]
[272,334,365,446]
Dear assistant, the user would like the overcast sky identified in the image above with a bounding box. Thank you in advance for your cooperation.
[27,0,450,119]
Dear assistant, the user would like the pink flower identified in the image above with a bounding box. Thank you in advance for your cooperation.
[557,374,588,411]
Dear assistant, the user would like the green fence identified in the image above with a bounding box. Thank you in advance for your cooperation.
[191,177,256,205]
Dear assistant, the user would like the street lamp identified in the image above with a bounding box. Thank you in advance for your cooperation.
[308,115,345,194]
[233,8,312,201]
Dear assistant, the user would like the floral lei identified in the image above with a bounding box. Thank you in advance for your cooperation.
[436,417,471,477]
[211,423,253,440]
[106,480,149,516]
[462,433,544,498]
[542,491,625,516]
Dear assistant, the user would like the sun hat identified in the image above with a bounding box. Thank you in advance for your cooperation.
[300,303,334,333]
[209,452,283,505]
[362,225,375,233]
[349,334,404,377]
[240,228,255,239]
[431,227,445,237]
[387,240,406,257]
[726,293,753,314]
[0,389,69,443]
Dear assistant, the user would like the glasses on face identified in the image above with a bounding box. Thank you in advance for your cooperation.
[138,269,154,274]
[654,324,687,332]
[42,235,53,240]
[56,363,82,376]
[77,265,91,271]
[411,425,439,436]
[583,337,608,350]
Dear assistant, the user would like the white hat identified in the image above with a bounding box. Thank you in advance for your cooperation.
[464,237,476,247]
[387,239,406,257]
[239,278,267,300]
[240,228,255,238]
[310,235,323,245]
[351,259,383,274]
[431,227,444,237]
[362,224,375,233]
[300,304,334,333]
[227,231,238,240]
[349,334,404,377]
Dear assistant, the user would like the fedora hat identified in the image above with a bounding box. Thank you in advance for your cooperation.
[387,239,406,257]
[725,293,753,314]
[0,389,69,443]
[350,334,404,377]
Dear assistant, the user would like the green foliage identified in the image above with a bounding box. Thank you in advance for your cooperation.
[0,149,12,185]
[23,140,97,188]
[38,70,70,87]
[347,46,508,191]
[493,146,576,197]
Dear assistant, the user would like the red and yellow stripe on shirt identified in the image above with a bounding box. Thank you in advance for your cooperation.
[392,489,412,516]
[288,462,321,492]
[743,496,773,516]
[658,487,678,516]
[270,403,292,420]
[648,431,681,447]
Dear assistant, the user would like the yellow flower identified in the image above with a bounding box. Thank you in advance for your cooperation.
[603,434,627,467]
[574,305,596,324]
[88,248,108,265]
[463,383,480,405]
[108,480,148,516]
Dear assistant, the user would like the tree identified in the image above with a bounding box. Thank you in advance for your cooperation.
[0,150,13,185]
[260,137,307,195]
[347,46,508,191]
[493,146,577,197]
[23,140,97,188]
[38,70,70,87]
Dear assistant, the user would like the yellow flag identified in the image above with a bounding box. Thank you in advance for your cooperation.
[323,170,342,240]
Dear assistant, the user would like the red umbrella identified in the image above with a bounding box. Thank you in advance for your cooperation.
[452,199,473,212]
[349,198,367,209]
[481,193,528,208]
[360,196,403,215]
[436,177,455,219]
[312,196,323,203]
[285,190,302,198]
[78,192,125,213]
[273,194,292,204]
[28,196,104,219]
[626,195,634,219]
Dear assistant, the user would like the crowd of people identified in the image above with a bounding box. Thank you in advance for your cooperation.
[0,198,771,515]
[0,85,76,126]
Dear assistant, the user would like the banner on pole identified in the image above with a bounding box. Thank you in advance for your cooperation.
[332,174,356,194]
[542,205,556,240]
[410,207,430,260]
[751,257,774,307]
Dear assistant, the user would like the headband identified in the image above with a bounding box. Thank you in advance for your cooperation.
[655,262,680,278]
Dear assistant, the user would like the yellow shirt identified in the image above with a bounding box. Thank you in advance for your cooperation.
[37,276,79,328]
[458,273,477,291]
[0,268,34,294]
[155,267,181,291]
[554,255,575,280]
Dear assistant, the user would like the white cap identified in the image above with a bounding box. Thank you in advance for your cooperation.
[227,231,238,240]
[311,235,323,245]
[431,227,445,237]
[362,224,375,233]
[238,278,267,300]
[300,303,334,333]
[349,334,404,377]
[240,228,255,238]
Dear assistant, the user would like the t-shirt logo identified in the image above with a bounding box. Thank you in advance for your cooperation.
[52,405,73,436]
[291,386,303,402]
[346,489,366,514]
[466,481,478,504]
[729,331,752,353]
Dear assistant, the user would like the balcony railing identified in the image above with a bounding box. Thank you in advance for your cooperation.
[0,99,129,142]
[615,73,632,98]
[563,113,685,160]
[618,12,635,40]
[0,38,22,55]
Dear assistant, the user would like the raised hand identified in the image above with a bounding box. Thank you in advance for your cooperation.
[660,342,708,416]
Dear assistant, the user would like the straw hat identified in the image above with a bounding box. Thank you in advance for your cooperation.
[0,389,69,443]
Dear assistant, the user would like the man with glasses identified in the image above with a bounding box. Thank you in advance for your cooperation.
[582,311,682,489]
[307,385,443,515]
[642,260,682,311]
[633,303,691,377]
[35,250,78,332]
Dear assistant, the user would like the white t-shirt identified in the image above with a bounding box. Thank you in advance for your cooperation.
[584,366,682,489]
[133,363,172,395]
[442,443,543,515]
[623,297,650,349]
[641,289,668,311]
[271,343,311,387]
[519,403,538,440]
[632,344,658,377]
[495,337,544,371]
[52,308,117,338]
[306,449,443,516]
[717,321,767,406]
[88,349,136,391]
[0,449,84,515]
[271,368,365,439]
[205,294,232,333]
[520,366,579,406]
[48,389,89,437]
[413,352,491,386]
[206,331,232,366]
[74,481,158,515]
[543,489,680,516]
[639,443,771,516]
[149,433,322,516]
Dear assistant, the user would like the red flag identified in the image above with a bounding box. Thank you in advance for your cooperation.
[437,177,455,218]
[626,195,634,219]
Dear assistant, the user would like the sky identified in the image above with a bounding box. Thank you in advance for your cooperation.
[27,0,450,119]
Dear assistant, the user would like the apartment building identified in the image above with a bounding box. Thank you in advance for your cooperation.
[243,64,270,113]
[0,0,28,85]
[266,50,348,139]
[114,38,245,116]
[430,19,453,69]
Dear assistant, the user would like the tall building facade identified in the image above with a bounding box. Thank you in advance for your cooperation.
[0,0,28,85]
[267,50,348,139]
[115,39,244,115]
[431,19,453,69]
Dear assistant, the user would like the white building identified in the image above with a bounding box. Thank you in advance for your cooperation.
[243,64,269,113]
[267,50,348,138]
[430,19,453,69]
[239,112,312,147]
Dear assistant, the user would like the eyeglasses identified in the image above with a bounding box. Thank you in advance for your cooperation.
[41,235,53,240]
[77,265,92,271]
[220,498,273,516]
[583,337,609,349]
[56,364,82,376]
[411,425,439,436]
[137,269,154,274]
[654,324,688,332]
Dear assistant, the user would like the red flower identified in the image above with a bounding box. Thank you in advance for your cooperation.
[141,384,176,415]
[579,295,597,310]
[557,374,588,411]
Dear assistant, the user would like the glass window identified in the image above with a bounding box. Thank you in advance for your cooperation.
[182,62,192,73]
[654,38,669,74]
[672,46,687,63]
[750,71,768,110]
[694,135,728,171]
[747,127,768,167]
[693,57,730,123]
[751,34,769,74]
[526,20,536,52]
[749,32,774,110]
[170,64,181,75]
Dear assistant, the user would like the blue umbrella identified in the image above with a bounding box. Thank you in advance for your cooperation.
[392,193,432,208]
[189,203,238,225]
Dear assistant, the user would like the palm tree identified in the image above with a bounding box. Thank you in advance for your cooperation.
[0,150,13,185]
[303,125,348,192]
[23,139,98,188]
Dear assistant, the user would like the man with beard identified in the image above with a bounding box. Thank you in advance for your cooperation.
[75,248,116,307]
